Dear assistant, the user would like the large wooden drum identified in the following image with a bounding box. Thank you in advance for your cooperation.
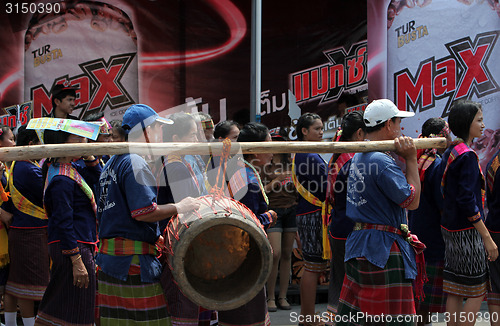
[165,195,273,311]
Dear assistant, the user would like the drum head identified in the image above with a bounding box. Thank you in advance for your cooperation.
[169,197,272,310]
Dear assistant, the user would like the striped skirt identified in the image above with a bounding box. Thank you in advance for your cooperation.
[6,228,50,300]
[336,242,416,326]
[488,232,500,306]
[415,260,447,313]
[441,228,488,297]
[98,257,169,325]
[161,262,200,326]
[161,259,218,326]
[218,288,270,326]
[36,243,96,326]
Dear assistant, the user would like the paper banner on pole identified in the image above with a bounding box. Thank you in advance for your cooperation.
[27,118,100,141]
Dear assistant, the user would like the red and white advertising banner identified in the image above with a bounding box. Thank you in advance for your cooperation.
[0,0,367,135]
[369,0,500,170]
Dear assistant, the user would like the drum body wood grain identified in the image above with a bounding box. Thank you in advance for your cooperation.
[166,195,272,311]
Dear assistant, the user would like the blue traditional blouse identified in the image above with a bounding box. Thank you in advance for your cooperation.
[441,145,484,231]
[3,160,46,228]
[345,151,417,280]
[294,153,328,216]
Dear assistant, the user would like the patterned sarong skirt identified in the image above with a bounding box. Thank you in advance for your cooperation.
[296,209,328,268]
[336,242,416,326]
[98,257,169,325]
[36,243,96,326]
[415,260,447,313]
[441,227,488,298]
[6,228,49,300]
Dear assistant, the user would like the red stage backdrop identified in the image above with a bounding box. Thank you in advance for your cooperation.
[0,0,367,137]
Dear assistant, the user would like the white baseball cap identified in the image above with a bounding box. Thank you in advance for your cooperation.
[363,99,415,127]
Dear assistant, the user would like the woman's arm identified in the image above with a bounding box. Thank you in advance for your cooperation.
[473,219,498,261]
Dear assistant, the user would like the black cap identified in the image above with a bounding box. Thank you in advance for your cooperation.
[51,84,79,97]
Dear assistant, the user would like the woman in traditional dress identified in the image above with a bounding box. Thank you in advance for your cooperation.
[408,118,451,325]
[35,129,101,326]
[206,120,240,192]
[292,113,328,324]
[261,129,298,312]
[218,121,276,326]
[441,100,498,326]
[325,111,366,321]
[1,126,48,326]
[157,112,206,326]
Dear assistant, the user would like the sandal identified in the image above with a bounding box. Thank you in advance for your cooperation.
[277,297,291,310]
[267,298,277,312]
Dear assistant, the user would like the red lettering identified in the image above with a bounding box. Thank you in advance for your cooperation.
[88,65,124,110]
[31,87,52,118]
[2,115,16,127]
[396,61,433,110]
[434,59,456,97]
[347,47,366,85]
[19,107,28,125]
[293,74,302,101]
[455,44,489,98]
[329,64,344,89]
[311,66,329,97]
[302,72,310,101]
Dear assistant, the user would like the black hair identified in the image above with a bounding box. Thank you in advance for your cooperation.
[0,125,12,142]
[365,117,397,133]
[41,130,73,180]
[271,127,291,165]
[448,100,481,141]
[238,122,269,160]
[421,117,447,137]
[296,113,321,141]
[163,112,196,142]
[110,119,126,140]
[337,93,361,108]
[237,122,269,143]
[43,129,72,146]
[51,89,76,109]
[214,120,240,139]
[16,125,39,146]
[339,111,366,141]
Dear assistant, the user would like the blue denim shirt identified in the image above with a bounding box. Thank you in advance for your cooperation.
[96,154,162,283]
[345,151,417,280]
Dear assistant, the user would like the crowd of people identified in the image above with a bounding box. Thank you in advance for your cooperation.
[0,84,498,326]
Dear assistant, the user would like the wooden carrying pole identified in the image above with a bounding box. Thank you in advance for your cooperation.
[0,138,446,162]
